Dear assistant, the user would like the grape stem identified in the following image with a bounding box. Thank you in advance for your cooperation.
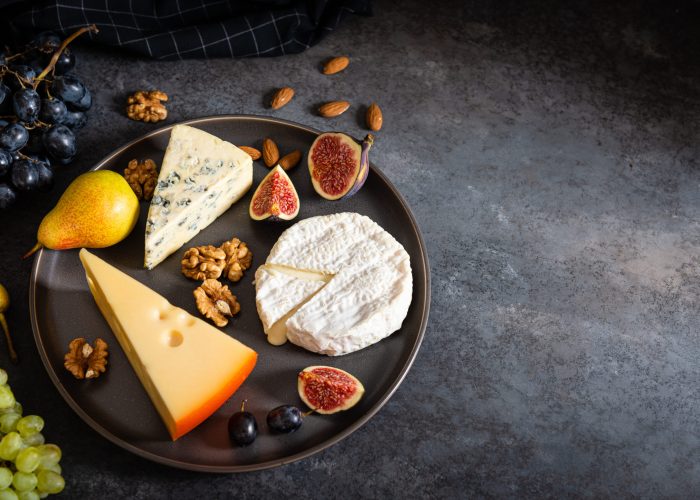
[34,24,99,86]
[0,315,17,364]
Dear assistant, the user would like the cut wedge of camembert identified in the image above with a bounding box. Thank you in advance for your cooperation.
[144,124,253,269]
[254,213,413,355]
[79,249,257,440]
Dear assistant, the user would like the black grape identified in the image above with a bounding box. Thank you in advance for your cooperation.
[0,150,12,177]
[0,183,16,208]
[42,125,76,161]
[0,124,29,152]
[13,88,41,123]
[39,98,67,124]
[51,75,85,105]
[10,159,40,191]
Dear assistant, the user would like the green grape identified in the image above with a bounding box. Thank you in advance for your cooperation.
[0,489,18,500]
[0,370,8,386]
[0,403,23,417]
[17,491,39,500]
[0,387,15,410]
[0,433,22,461]
[0,468,12,489]
[35,463,59,476]
[11,472,36,492]
[21,434,43,448]
[14,448,40,473]
[35,471,63,495]
[36,446,60,469]
[16,417,43,439]
[0,414,20,434]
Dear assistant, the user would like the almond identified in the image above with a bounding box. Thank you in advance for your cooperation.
[262,138,279,167]
[322,56,350,75]
[239,146,261,160]
[318,100,350,118]
[366,103,383,131]
[270,87,295,110]
[279,150,302,171]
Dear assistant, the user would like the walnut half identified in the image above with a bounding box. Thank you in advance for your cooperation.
[220,237,253,282]
[126,90,168,123]
[194,279,240,327]
[64,338,109,379]
[181,245,226,280]
[124,158,158,200]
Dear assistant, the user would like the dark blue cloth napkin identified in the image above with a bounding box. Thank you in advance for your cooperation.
[2,0,372,59]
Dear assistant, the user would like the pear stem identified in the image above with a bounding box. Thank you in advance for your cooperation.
[22,243,42,260]
[0,315,17,364]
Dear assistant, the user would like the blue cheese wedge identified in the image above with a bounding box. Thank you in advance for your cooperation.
[144,125,253,269]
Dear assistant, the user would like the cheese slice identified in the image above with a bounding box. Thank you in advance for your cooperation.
[79,249,257,440]
[144,124,253,269]
[254,213,413,356]
[254,265,328,345]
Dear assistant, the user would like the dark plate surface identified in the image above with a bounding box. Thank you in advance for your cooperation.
[29,115,430,472]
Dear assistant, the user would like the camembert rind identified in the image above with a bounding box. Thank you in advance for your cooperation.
[79,249,257,440]
[255,212,413,355]
[144,124,253,269]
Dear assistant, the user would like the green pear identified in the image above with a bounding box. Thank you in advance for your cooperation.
[25,170,139,256]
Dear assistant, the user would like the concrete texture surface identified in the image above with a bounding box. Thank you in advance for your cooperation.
[1,0,699,497]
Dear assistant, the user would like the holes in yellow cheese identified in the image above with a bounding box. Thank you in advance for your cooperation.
[163,330,184,347]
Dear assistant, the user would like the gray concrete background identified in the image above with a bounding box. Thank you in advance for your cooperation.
[1,0,700,497]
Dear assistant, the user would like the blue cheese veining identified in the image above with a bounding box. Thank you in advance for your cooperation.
[144,124,252,269]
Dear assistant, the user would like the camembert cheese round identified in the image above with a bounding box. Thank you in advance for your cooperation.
[255,212,413,355]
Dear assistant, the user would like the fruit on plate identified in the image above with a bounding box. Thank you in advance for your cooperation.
[24,170,139,258]
[308,132,373,200]
[254,213,412,355]
[144,124,253,269]
[228,401,257,446]
[267,405,304,433]
[79,249,257,440]
[297,366,364,414]
[0,284,17,363]
[249,165,300,221]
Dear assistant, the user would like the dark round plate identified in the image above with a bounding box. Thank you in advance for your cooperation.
[29,115,430,472]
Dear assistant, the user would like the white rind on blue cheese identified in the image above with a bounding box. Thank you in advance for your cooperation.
[144,125,253,269]
[254,212,413,356]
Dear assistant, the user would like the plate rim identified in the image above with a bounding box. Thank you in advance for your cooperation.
[29,114,432,472]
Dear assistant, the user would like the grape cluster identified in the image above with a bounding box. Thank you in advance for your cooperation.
[0,369,65,499]
[0,30,92,210]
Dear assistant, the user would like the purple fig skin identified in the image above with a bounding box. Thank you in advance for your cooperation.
[308,132,363,200]
[344,134,374,198]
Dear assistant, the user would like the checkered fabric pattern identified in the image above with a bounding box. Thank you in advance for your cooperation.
[4,0,372,59]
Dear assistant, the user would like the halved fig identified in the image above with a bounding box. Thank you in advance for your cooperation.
[249,165,300,221]
[297,365,364,414]
[308,132,374,200]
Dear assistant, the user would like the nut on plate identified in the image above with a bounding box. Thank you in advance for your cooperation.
[279,150,302,171]
[262,138,280,167]
[239,146,261,160]
[181,245,226,280]
[220,237,253,282]
[123,158,158,200]
[194,279,240,327]
[64,338,108,379]
[126,90,168,123]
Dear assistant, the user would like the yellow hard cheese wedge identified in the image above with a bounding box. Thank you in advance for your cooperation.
[79,249,257,440]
